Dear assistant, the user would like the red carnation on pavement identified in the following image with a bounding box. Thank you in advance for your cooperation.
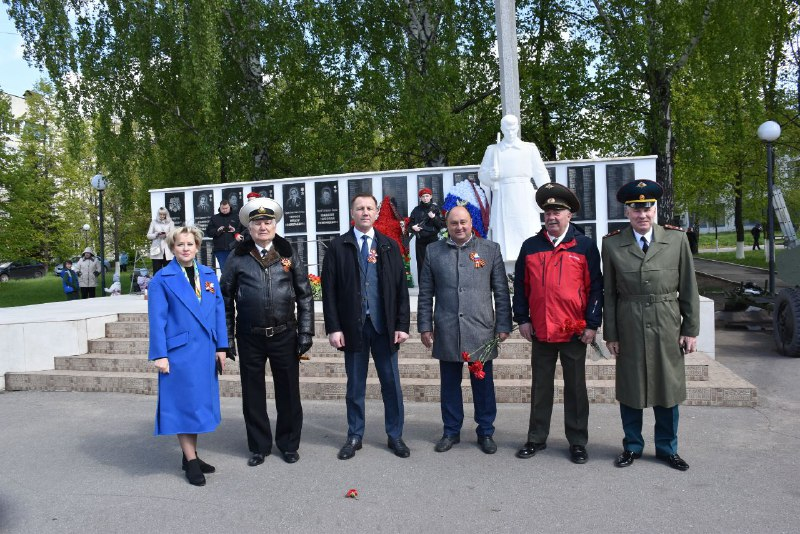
[345,488,359,499]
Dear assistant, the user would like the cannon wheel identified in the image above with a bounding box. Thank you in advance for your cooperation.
[773,288,800,357]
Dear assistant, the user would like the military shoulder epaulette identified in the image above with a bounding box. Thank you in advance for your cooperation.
[603,229,621,238]
[664,224,685,231]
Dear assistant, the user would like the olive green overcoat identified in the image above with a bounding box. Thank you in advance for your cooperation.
[601,224,700,408]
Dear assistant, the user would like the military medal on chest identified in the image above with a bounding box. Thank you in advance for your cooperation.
[469,251,486,268]
[280,258,292,272]
[367,249,378,264]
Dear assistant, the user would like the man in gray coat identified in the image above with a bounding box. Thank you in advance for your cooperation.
[418,206,512,454]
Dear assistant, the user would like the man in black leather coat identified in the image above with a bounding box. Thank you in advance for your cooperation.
[220,197,314,466]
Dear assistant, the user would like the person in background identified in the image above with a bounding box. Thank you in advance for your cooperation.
[409,188,444,280]
[105,273,122,296]
[206,199,244,270]
[61,260,80,300]
[685,226,699,255]
[75,248,101,299]
[751,223,762,251]
[119,251,129,272]
[136,268,151,294]
[147,207,175,274]
[148,226,228,487]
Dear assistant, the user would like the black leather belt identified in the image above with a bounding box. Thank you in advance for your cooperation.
[251,322,295,337]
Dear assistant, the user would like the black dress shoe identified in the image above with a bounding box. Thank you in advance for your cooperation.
[434,435,460,452]
[387,437,410,458]
[184,459,206,486]
[248,452,267,467]
[337,437,362,460]
[282,451,300,464]
[516,442,546,459]
[182,454,215,474]
[614,450,642,467]
[569,445,588,464]
[478,436,497,455]
[656,453,689,471]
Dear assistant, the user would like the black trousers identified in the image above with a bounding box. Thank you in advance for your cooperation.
[151,258,167,274]
[528,338,589,446]
[415,235,438,279]
[237,329,302,454]
[80,287,96,299]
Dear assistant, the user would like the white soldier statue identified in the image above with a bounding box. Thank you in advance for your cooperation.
[478,114,551,265]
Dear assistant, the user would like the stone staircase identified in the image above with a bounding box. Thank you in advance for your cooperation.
[4,312,757,407]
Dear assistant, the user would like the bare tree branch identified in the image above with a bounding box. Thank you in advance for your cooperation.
[451,86,498,114]
[666,0,717,82]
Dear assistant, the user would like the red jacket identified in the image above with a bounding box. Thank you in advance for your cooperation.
[512,225,603,343]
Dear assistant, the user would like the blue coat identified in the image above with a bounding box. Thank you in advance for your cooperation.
[148,259,228,435]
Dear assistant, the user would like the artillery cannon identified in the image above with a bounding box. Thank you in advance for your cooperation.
[773,244,800,356]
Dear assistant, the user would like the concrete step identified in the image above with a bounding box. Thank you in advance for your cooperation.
[4,354,755,406]
[88,336,537,358]
[105,319,527,339]
[54,353,711,382]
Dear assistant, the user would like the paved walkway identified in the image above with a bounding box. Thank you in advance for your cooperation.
[0,327,798,533]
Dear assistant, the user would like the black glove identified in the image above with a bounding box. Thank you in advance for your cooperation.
[226,338,237,360]
[296,334,313,357]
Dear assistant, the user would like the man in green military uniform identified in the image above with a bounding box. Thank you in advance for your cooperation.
[602,179,699,471]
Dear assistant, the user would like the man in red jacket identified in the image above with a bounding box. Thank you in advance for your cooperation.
[512,183,603,464]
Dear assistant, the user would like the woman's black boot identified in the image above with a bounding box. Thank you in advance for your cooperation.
[184,459,206,486]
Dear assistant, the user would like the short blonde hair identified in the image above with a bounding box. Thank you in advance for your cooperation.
[166,226,204,250]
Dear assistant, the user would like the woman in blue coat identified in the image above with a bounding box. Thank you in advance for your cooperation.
[148,226,228,486]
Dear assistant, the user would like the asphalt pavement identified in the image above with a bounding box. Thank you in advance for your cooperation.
[0,327,798,533]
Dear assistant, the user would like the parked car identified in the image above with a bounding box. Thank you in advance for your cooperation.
[0,260,47,282]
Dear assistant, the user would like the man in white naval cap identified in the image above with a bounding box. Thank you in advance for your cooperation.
[220,197,314,467]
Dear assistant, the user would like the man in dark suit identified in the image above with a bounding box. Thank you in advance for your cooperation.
[321,193,411,460]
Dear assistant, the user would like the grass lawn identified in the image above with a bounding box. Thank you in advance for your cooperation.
[697,230,780,249]
[0,272,136,308]
[695,249,775,268]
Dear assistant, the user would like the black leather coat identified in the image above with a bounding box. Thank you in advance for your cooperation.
[220,235,314,347]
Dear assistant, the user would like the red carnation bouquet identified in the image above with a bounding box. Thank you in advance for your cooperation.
[461,326,518,379]
[560,319,607,360]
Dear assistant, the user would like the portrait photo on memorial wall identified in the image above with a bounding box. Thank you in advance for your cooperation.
[222,187,243,214]
[283,183,307,233]
[193,189,214,229]
[251,185,274,199]
[454,172,481,186]
[315,181,339,232]
[417,173,444,205]
[165,192,185,226]
[348,178,372,201]
[381,176,408,217]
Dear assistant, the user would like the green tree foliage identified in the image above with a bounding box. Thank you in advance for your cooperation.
[3,0,799,239]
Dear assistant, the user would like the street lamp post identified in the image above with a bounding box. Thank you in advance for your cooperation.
[90,173,107,295]
[81,223,90,248]
[757,120,781,295]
